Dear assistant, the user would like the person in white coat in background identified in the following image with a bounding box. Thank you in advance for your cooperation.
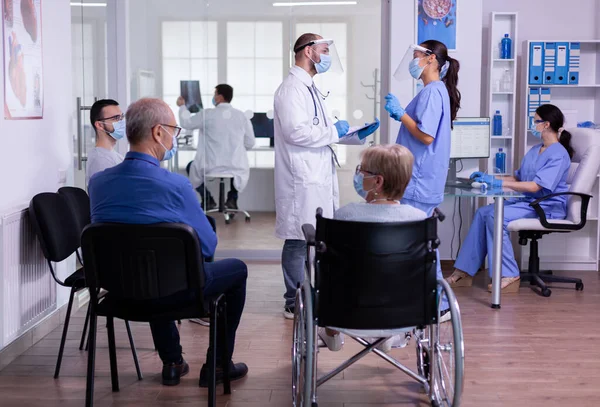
[274,33,380,320]
[178,84,256,210]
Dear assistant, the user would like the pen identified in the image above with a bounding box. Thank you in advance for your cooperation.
[334,116,339,122]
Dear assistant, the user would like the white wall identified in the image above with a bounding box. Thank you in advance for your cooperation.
[0,0,74,307]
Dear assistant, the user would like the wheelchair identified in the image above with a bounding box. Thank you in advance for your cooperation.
[292,208,464,407]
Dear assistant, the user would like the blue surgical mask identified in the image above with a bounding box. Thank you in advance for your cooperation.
[409,57,425,79]
[313,53,332,74]
[212,97,217,107]
[104,119,126,140]
[353,172,375,199]
[530,122,543,139]
[158,127,178,161]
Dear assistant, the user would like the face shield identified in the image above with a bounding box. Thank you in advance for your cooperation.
[393,44,432,85]
[295,38,344,74]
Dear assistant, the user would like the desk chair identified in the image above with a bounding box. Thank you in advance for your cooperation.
[81,223,230,407]
[205,173,251,225]
[507,128,600,297]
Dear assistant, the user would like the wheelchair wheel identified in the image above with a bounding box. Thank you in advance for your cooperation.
[430,280,465,407]
[292,282,315,407]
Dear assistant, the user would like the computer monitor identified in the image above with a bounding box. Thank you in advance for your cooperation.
[251,113,274,144]
[180,80,203,113]
[450,117,491,159]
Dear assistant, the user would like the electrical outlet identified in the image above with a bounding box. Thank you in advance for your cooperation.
[58,169,67,184]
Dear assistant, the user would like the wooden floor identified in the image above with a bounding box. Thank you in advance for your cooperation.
[214,212,278,251]
[1,264,599,407]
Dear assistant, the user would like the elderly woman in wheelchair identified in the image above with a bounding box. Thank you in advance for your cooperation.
[292,144,464,407]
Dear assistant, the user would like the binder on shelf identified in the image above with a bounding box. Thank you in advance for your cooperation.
[543,42,556,84]
[568,42,580,85]
[528,87,540,128]
[528,42,544,85]
[540,88,551,104]
[554,42,569,84]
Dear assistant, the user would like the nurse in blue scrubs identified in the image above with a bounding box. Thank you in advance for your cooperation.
[385,40,461,216]
[447,104,574,292]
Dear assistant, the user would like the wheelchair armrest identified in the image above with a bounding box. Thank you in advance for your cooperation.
[433,208,446,222]
[302,223,316,246]
[529,192,592,231]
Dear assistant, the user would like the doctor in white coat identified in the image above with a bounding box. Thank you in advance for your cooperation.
[178,84,256,210]
[274,33,380,319]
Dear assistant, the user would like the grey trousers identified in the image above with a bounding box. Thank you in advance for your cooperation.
[282,239,307,308]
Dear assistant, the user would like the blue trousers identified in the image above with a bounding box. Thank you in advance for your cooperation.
[282,239,307,308]
[401,198,448,311]
[149,258,248,364]
[454,202,538,278]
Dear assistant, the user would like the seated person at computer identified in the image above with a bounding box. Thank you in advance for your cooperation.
[86,99,126,186]
[89,98,249,387]
[319,144,435,352]
[177,84,256,210]
[447,104,574,292]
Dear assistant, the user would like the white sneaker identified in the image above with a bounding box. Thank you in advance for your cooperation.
[188,318,210,326]
[439,309,452,323]
[376,337,393,353]
[283,306,295,320]
[318,327,344,351]
[390,332,412,349]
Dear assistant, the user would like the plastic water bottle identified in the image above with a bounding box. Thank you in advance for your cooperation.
[495,148,506,174]
[501,34,512,59]
[501,69,512,91]
[493,110,502,136]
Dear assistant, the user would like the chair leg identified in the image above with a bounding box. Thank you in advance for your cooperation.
[106,317,120,392]
[85,311,97,407]
[207,300,219,407]
[55,287,76,378]
[219,300,231,395]
[539,274,583,285]
[125,321,143,380]
[79,302,91,351]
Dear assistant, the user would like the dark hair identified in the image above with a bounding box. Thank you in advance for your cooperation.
[421,40,461,122]
[536,104,575,158]
[215,84,234,103]
[293,33,320,55]
[90,99,119,129]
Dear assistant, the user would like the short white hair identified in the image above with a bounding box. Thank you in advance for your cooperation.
[126,98,173,145]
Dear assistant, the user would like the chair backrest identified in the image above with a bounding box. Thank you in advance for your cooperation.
[314,213,439,330]
[58,187,91,236]
[28,192,81,263]
[564,128,600,223]
[81,223,205,302]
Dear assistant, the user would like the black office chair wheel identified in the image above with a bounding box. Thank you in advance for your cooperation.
[431,401,440,407]
[576,282,584,291]
[245,216,251,223]
[542,288,552,297]
[224,214,231,225]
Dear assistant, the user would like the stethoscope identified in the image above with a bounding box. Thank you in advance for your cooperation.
[307,85,329,126]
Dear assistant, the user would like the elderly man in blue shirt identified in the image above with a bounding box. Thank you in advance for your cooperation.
[89,97,248,387]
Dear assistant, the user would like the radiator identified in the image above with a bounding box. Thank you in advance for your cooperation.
[0,207,56,349]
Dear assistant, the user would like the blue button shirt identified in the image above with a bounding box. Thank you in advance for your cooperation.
[396,81,451,205]
[89,151,218,258]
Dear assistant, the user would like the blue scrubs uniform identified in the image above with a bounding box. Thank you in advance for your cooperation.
[455,142,571,278]
[396,81,451,310]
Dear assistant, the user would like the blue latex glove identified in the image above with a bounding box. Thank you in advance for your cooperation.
[357,118,380,140]
[384,93,406,121]
[335,120,350,137]
[469,171,485,180]
[474,174,503,188]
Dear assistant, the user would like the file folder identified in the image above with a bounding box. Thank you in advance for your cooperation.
[540,88,551,104]
[555,42,569,84]
[543,42,556,84]
[528,87,540,128]
[528,42,544,85]
[568,42,580,85]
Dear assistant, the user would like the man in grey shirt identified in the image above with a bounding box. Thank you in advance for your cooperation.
[86,99,126,186]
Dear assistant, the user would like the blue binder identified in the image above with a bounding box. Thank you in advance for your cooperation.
[568,42,580,85]
[528,42,544,85]
[528,88,540,128]
[555,42,569,84]
[540,88,551,105]
[543,42,556,84]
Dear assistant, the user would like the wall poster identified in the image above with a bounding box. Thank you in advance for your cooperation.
[417,0,457,51]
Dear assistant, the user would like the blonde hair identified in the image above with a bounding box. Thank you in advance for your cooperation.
[360,144,414,200]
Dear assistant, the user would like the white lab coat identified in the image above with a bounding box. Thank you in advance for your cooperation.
[179,103,256,192]
[273,66,341,240]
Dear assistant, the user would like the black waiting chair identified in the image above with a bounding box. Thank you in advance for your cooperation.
[58,187,144,365]
[28,192,141,380]
[81,222,230,407]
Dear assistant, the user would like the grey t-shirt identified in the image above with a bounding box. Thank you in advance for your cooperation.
[334,202,427,223]
[86,147,124,186]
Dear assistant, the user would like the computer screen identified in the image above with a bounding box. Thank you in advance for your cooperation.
[180,80,203,113]
[450,117,491,159]
[251,113,274,139]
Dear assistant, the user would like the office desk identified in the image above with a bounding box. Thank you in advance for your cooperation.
[445,186,525,309]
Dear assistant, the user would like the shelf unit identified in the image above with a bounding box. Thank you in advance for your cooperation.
[520,40,600,271]
[485,12,518,176]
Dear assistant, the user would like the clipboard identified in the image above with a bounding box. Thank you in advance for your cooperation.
[338,121,375,145]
